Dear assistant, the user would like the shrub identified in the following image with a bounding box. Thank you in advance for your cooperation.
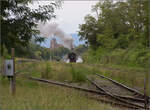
[82,47,150,68]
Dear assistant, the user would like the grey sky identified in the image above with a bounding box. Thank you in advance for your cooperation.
[30,1,98,34]
[54,1,98,34]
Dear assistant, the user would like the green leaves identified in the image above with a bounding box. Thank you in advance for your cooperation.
[1,0,60,54]
[78,0,149,50]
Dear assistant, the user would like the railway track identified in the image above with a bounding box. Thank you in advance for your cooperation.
[24,76,148,109]
[87,77,146,109]
[6,59,149,109]
[95,73,148,99]
[87,73,150,109]
[93,73,150,107]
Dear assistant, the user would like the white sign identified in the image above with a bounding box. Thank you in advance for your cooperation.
[4,59,14,76]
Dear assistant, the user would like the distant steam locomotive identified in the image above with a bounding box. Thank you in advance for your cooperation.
[68,52,77,63]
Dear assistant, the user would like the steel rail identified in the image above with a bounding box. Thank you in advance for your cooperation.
[17,73,145,104]
[114,95,145,103]
[88,96,140,109]
[95,73,149,99]
[86,77,146,109]
[27,77,142,109]
[27,76,146,109]
[19,74,145,103]
[28,76,106,95]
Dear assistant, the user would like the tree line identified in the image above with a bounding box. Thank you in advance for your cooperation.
[78,0,150,67]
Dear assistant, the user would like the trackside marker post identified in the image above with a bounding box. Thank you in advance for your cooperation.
[4,48,16,95]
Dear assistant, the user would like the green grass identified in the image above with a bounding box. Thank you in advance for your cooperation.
[16,62,94,83]
[0,77,122,110]
[95,63,146,90]
[1,60,147,110]
[70,65,87,82]
[15,61,146,92]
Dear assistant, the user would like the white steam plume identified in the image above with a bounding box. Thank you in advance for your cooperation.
[37,22,74,49]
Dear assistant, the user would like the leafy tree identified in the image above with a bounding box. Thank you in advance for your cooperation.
[78,0,150,50]
[35,51,42,59]
[74,45,88,55]
[1,0,60,55]
[50,47,70,60]
[79,0,150,98]
[78,15,99,50]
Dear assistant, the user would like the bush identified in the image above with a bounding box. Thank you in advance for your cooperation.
[82,47,150,68]
[1,45,11,59]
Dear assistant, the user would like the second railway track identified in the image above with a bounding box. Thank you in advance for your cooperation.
[87,73,150,109]
[95,73,148,99]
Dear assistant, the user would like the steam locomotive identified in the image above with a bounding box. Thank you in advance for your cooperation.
[68,52,77,63]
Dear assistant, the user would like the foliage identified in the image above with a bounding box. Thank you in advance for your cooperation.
[0,45,11,59]
[78,15,99,50]
[83,47,150,68]
[1,0,60,54]
[50,46,70,61]
[78,0,150,68]
[14,41,70,60]
[74,45,88,55]
[78,0,150,50]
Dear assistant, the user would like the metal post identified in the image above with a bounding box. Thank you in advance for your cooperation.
[147,0,150,108]
[144,78,149,109]
[50,39,51,61]
[10,48,16,95]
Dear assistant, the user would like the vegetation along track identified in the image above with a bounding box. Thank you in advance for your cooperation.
[18,74,148,110]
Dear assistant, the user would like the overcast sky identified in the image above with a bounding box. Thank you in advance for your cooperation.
[30,1,98,34]
[54,1,98,34]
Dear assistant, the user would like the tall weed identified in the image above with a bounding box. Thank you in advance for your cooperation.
[70,65,86,82]
[41,62,51,79]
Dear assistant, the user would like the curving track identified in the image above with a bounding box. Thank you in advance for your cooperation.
[25,76,148,109]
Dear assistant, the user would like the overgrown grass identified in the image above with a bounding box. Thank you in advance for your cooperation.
[41,62,51,79]
[0,77,122,110]
[15,61,146,92]
[70,64,86,82]
[16,61,94,83]
[0,59,147,109]
[81,63,146,92]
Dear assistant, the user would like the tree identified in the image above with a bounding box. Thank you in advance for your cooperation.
[35,51,42,59]
[49,47,70,60]
[74,45,87,55]
[78,0,149,50]
[78,15,99,50]
[1,0,60,55]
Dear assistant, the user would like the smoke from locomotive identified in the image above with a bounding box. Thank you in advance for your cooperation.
[37,22,74,49]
